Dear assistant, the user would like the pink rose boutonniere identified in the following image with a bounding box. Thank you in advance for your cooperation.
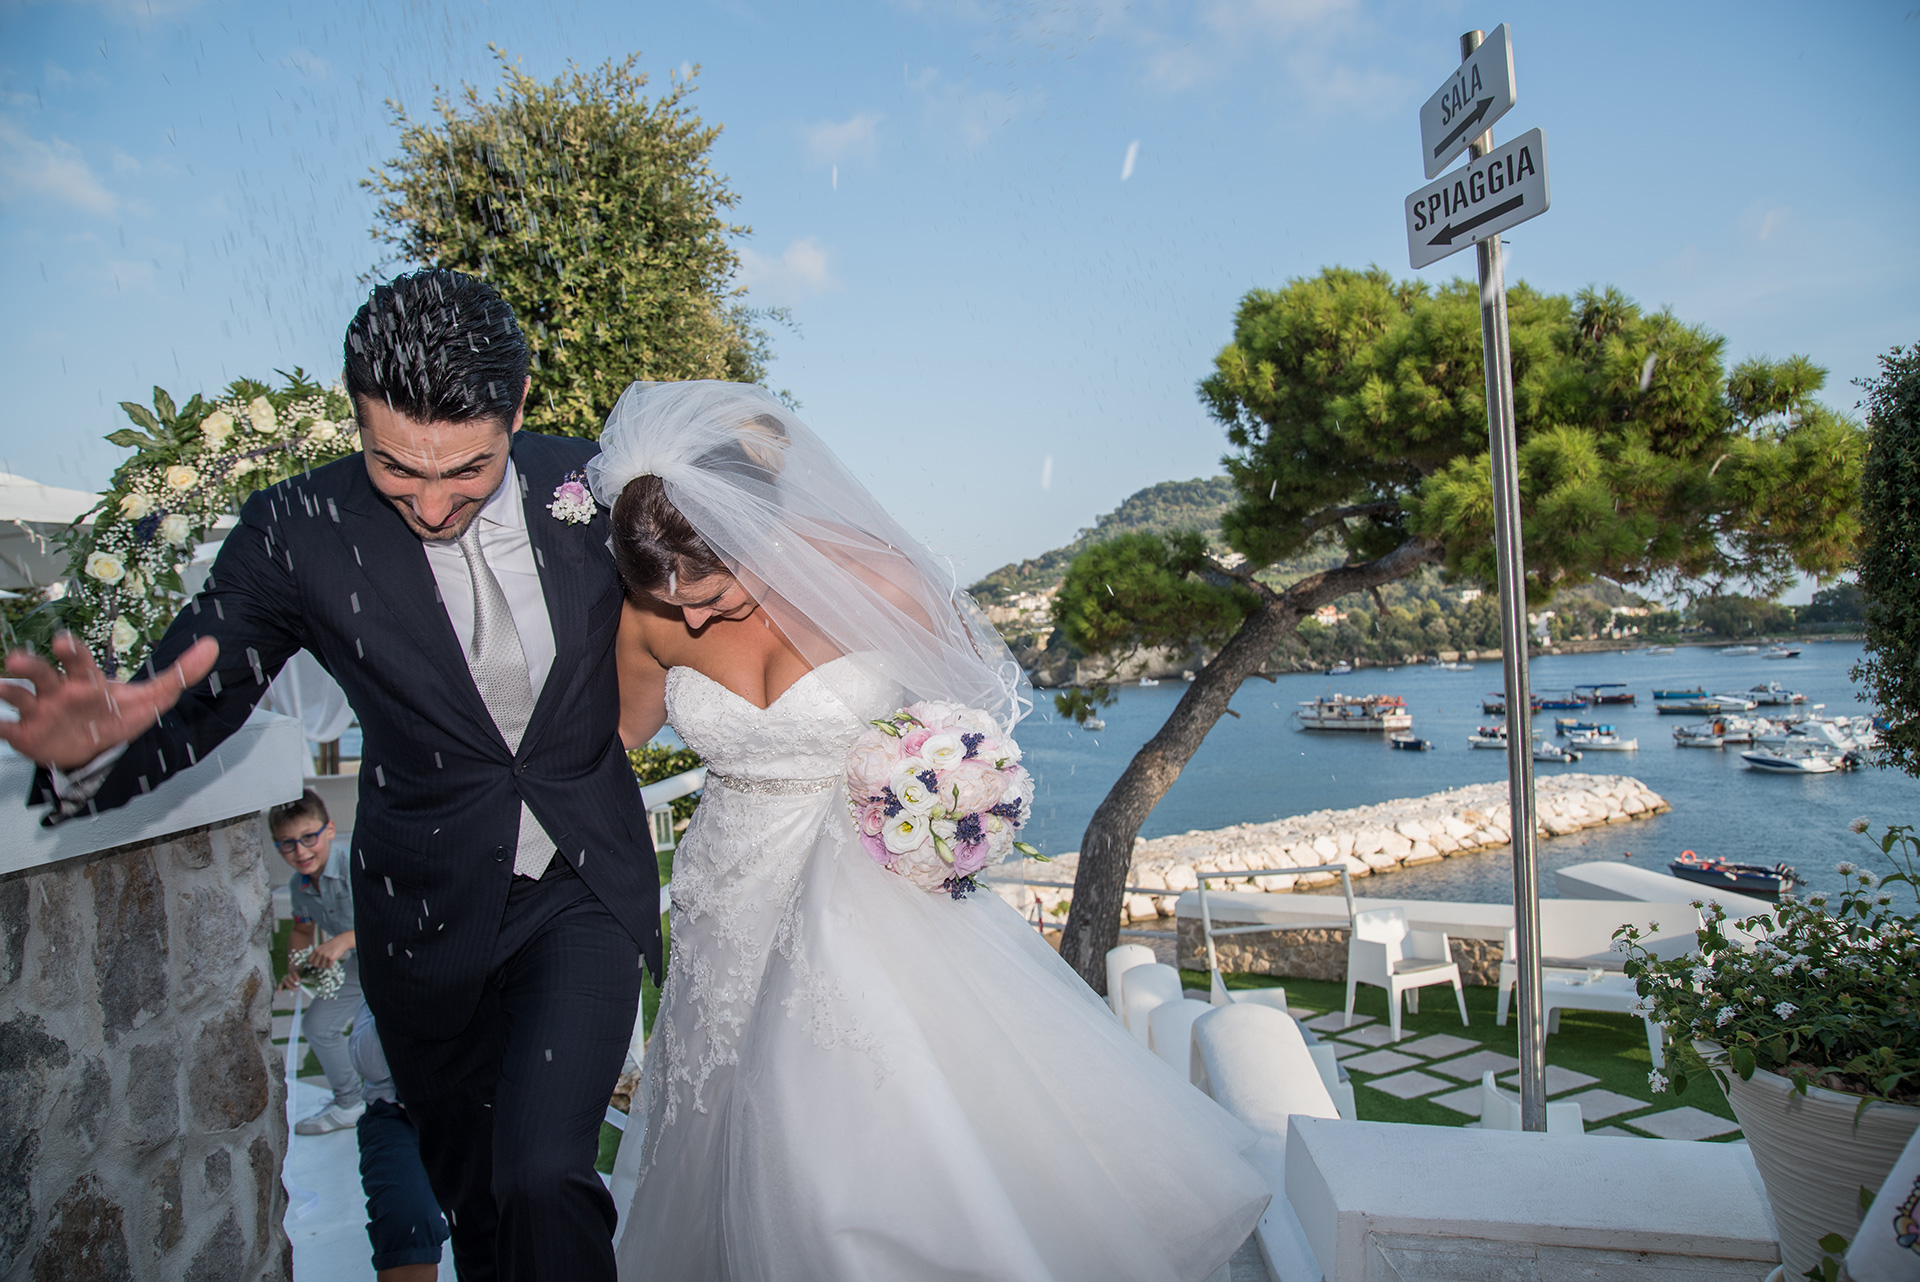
[549,470,595,524]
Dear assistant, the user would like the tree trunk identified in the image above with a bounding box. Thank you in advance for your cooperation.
[1057,538,1442,992]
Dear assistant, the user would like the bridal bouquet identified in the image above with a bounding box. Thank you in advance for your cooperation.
[846,702,1041,898]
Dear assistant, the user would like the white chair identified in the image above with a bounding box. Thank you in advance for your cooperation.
[1476,1070,1585,1136]
[1147,996,1210,1084]
[1105,944,1157,1018]
[1344,907,1469,1042]
[1305,1041,1357,1121]
[1120,963,1183,1045]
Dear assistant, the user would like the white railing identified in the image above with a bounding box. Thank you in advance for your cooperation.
[638,766,706,853]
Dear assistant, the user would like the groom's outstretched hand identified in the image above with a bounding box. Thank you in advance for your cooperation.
[0,632,219,771]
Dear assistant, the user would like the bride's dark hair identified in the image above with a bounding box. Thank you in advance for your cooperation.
[608,412,790,599]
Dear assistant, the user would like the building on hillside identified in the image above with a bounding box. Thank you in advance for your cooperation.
[1312,604,1348,626]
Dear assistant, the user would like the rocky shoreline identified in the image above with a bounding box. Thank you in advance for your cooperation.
[993,772,1670,925]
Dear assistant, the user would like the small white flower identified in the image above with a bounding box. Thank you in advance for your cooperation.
[890,764,939,814]
[1877,892,1894,906]
[1690,965,1713,986]
[881,810,929,855]
[1771,964,1791,977]
[1609,938,1629,954]
[1858,871,1879,888]
[920,732,966,771]
[109,616,138,654]
[122,572,143,596]
[84,550,126,584]
[1715,1006,1737,1027]
[1773,1002,1798,1019]
[1849,817,1871,834]
[1837,861,1857,876]
[1810,967,1828,978]
[1648,1070,1669,1093]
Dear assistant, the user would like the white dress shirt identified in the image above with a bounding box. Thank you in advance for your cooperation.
[422,459,557,702]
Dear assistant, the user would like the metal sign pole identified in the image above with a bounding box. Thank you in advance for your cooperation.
[1459,26,1547,1132]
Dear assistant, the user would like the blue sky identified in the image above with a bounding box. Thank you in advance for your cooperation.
[3,1,1916,588]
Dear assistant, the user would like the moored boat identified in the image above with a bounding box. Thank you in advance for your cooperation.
[1653,685,1705,700]
[1535,692,1588,710]
[1466,725,1509,749]
[1739,744,1862,774]
[1644,645,1676,655]
[1721,644,1760,655]
[1294,693,1412,732]
[1326,661,1353,675]
[1567,729,1637,751]
[1747,681,1806,705]
[1673,720,1728,748]
[1388,731,1434,752]
[1762,645,1802,660]
[1668,850,1800,896]
[1533,740,1582,763]
[1657,693,1759,715]
[1574,682,1636,705]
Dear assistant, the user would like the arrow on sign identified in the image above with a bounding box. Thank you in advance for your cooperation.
[1427,193,1526,248]
[1431,96,1496,160]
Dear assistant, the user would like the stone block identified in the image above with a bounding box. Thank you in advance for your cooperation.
[204,1148,231,1197]
[1626,1107,1741,1142]
[85,852,169,1045]
[1558,1088,1651,1123]
[127,1041,181,1146]
[151,1153,184,1254]
[1343,1049,1422,1076]
[1367,1070,1451,1100]
[0,880,26,989]
[1351,829,1387,857]
[170,828,215,871]
[184,1208,244,1282]
[1427,1049,1522,1082]
[64,1057,110,1152]
[189,981,271,1133]
[28,1174,130,1282]
[180,886,250,1005]
[1405,841,1442,865]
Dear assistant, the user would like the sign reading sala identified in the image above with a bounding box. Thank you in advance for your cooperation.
[1418,22,1516,179]
[1405,127,1549,269]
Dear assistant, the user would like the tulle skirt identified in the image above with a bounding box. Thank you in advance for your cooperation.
[616,798,1270,1281]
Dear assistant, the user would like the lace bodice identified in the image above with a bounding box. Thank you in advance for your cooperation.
[664,654,897,783]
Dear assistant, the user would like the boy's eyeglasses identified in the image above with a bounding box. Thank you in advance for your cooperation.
[274,827,328,856]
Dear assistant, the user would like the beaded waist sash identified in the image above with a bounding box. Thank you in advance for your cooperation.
[705,770,840,798]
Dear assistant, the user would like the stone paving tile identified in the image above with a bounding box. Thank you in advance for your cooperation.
[1335,1024,1405,1048]
[1343,1049,1422,1077]
[1624,1107,1741,1141]
[1305,1012,1372,1032]
[1499,1065,1600,1097]
[1395,1033,1478,1060]
[1427,1085,1486,1116]
[1287,1007,1317,1019]
[272,1014,294,1041]
[1559,1088,1649,1122]
[1426,1049,1522,1081]
[1367,1070,1452,1100]
[1329,1041,1368,1060]
[1587,1126,1640,1137]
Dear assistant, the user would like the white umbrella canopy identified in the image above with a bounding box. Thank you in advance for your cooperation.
[0,472,99,592]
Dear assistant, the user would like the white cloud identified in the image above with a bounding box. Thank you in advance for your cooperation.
[805,111,882,165]
[910,68,1043,148]
[736,236,839,305]
[0,118,116,215]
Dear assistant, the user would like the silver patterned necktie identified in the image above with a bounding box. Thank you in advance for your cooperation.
[457,520,555,879]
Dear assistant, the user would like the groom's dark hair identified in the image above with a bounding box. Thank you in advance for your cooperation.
[343,268,530,431]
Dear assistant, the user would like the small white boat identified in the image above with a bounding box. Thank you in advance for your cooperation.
[1762,645,1802,660]
[1326,662,1353,676]
[1721,644,1761,655]
[1740,746,1840,774]
[1295,694,1413,732]
[1438,661,1474,671]
[1747,681,1806,705]
[1568,730,1637,751]
[1644,645,1676,655]
[1137,677,1160,687]
[1533,740,1583,763]
[1181,670,1196,681]
[1674,720,1728,748]
[1466,725,1509,749]
[1084,718,1106,732]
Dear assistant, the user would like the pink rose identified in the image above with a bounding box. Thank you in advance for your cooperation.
[898,727,933,757]
[950,839,991,877]
[558,480,589,502]
[859,830,891,865]
[856,799,888,838]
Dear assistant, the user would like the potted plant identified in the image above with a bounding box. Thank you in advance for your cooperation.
[1616,823,1920,1281]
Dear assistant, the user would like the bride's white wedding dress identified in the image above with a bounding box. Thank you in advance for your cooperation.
[616,654,1269,1281]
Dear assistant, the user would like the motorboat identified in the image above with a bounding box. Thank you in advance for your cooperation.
[1533,740,1582,763]
[1137,677,1160,687]
[1747,681,1806,705]
[1483,693,1508,715]
[1294,694,1413,732]
[1652,686,1705,700]
[1574,683,1636,705]
[1388,732,1434,751]
[1721,644,1761,655]
[1762,645,1802,660]
[1567,729,1637,751]
[1553,718,1609,735]
[1668,850,1800,896]
[1536,692,1589,710]
[1644,645,1676,655]
[1084,718,1106,732]
[1326,661,1354,676]
[1739,745,1862,774]
[1466,725,1510,749]
[1437,661,1474,671]
[1673,720,1728,748]
[1656,693,1759,715]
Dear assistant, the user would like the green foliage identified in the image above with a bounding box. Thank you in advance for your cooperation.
[1854,343,1920,777]
[628,741,703,824]
[368,51,771,440]
[25,374,356,672]
[1196,268,1862,602]
[1798,581,1864,625]
[969,477,1238,603]
[1049,531,1257,717]
[1690,591,1794,638]
[1617,824,1920,1105]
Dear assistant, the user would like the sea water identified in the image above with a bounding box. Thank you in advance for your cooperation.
[1016,640,1915,905]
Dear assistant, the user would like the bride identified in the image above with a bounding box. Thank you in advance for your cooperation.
[594,381,1268,1281]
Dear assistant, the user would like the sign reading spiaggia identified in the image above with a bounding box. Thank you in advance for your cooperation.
[1404,127,1549,269]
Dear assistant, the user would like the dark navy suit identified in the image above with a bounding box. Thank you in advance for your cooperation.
[41,431,660,1280]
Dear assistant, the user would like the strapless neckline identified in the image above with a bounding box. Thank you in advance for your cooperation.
[666,652,863,716]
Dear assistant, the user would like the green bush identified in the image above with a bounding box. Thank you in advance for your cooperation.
[1855,344,1920,776]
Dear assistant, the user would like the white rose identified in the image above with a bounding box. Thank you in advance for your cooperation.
[905,700,965,729]
[109,616,139,654]
[881,810,930,855]
[84,550,126,584]
[159,514,193,548]
[122,572,144,595]
[921,732,966,771]
[890,763,939,814]
[991,735,1024,768]
[118,492,154,519]
[954,707,999,735]
[200,410,234,446]
[164,464,199,492]
[247,396,277,431]
[305,419,340,445]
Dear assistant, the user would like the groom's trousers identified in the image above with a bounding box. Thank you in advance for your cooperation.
[380,857,642,1282]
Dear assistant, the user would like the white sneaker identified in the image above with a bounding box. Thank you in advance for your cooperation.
[294,1101,367,1135]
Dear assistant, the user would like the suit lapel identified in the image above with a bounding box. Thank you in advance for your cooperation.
[334,462,503,746]
[515,434,587,759]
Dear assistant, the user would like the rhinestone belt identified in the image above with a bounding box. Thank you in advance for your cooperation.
[705,770,840,797]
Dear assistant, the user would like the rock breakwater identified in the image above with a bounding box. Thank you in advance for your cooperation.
[995,773,1669,925]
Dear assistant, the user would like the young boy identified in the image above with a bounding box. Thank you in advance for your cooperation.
[273,788,366,1135]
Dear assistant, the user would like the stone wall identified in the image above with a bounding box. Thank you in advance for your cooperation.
[0,813,289,1281]
[1175,920,1506,986]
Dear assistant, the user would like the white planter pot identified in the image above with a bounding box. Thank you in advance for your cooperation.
[1697,1041,1920,1280]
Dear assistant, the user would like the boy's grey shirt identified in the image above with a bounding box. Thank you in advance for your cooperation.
[288,832,356,940]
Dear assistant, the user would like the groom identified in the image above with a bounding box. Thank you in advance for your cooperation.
[1,269,660,1281]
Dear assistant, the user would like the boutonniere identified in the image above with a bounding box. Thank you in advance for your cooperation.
[549,470,595,525]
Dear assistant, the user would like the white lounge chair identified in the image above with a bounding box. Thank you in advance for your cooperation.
[1476,1070,1585,1136]
[1105,943,1157,1018]
[1120,962,1184,1045]
[1344,907,1469,1042]
[1147,996,1211,1084]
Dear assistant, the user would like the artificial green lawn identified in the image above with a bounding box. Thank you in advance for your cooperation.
[1186,969,1739,1138]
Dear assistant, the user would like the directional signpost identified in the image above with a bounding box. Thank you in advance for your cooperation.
[1405,27,1552,1132]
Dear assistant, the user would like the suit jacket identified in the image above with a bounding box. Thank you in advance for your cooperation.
[39,433,660,1037]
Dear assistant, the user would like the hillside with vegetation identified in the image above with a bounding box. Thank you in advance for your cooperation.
[968,477,1238,602]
